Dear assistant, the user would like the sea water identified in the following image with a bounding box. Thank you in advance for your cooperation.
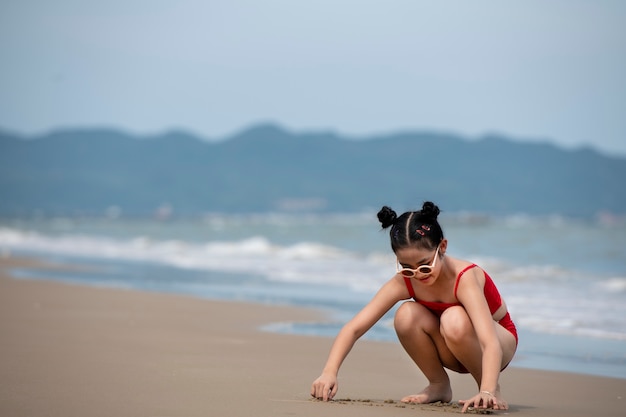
[1,212,625,380]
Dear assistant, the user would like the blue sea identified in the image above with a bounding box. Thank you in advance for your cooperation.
[1,212,625,380]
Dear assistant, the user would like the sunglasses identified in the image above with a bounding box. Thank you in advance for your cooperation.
[396,246,440,278]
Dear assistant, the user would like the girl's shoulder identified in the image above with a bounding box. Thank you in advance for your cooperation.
[448,256,480,275]
[448,257,487,287]
[381,273,414,299]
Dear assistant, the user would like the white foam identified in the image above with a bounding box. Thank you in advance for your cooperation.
[597,278,626,293]
[0,227,372,286]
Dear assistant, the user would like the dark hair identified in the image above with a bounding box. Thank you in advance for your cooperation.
[377,201,444,252]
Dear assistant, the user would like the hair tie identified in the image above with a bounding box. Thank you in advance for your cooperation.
[416,224,430,236]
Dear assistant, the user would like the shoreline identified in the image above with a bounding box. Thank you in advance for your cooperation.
[1,256,625,416]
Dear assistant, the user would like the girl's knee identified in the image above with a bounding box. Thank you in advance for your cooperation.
[394,301,434,335]
[440,306,473,343]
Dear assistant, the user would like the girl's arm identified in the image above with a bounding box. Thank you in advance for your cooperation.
[455,267,505,411]
[311,277,406,401]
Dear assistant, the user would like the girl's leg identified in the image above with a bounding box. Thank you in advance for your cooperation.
[439,306,517,386]
[393,301,461,404]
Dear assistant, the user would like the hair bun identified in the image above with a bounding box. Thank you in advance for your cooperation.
[377,206,397,229]
[419,201,440,221]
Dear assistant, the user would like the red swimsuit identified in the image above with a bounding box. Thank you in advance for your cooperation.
[403,264,518,345]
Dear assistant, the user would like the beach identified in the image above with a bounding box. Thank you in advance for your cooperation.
[1,256,624,417]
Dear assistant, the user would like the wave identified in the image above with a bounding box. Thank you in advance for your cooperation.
[0,226,346,263]
[0,227,394,297]
[0,227,601,282]
[597,278,626,293]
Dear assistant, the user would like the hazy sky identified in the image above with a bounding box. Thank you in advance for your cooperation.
[1,1,625,155]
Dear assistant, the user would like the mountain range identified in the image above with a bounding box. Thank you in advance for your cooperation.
[1,124,625,218]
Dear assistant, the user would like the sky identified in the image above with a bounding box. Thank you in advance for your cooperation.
[1,1,625,156]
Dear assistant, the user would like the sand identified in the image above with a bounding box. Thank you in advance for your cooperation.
[0,256,624,417]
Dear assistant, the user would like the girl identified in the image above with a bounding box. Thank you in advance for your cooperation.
[311,202,518,413]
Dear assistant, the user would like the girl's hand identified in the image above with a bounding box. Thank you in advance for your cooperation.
[310,373,338,401]
[459,390,508,413]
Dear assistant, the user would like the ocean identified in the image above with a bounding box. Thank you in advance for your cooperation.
[1,212,625,380]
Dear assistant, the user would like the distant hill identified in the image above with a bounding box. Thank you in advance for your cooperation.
[1,124,625,217]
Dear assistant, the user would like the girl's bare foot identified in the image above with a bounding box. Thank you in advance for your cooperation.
[400,382,452,404]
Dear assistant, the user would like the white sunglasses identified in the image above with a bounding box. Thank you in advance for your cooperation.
[396,246,440,278]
